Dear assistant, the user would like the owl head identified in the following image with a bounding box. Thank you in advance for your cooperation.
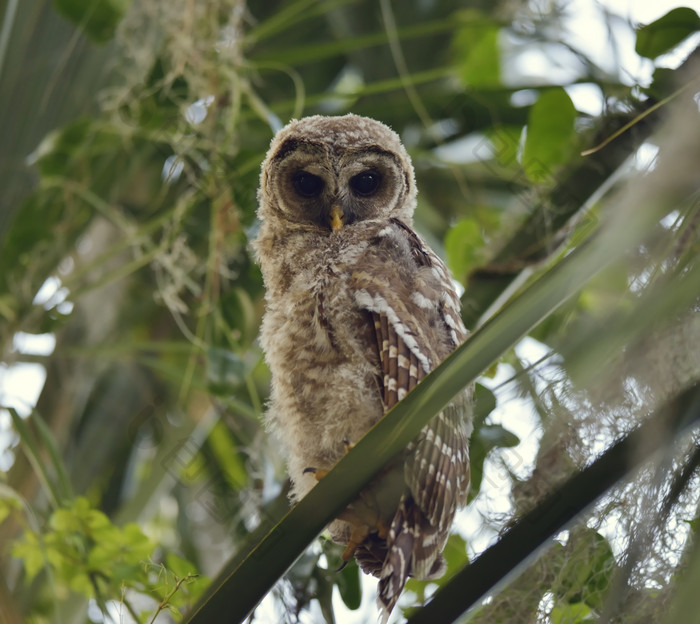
[257,114,417,232]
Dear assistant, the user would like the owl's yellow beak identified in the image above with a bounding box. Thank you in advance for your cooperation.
[329,204,344,232]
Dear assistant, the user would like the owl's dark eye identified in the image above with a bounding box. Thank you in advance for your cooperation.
[350,170,381,196]
[293,171,324,198]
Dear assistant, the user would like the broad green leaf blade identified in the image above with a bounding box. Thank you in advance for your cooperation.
[53,0,132,43]
[550,601,593,623]
[522,88,577,183]
[25,409,74,504]
[7,409,62,508]
[453,10,501,87]
[206,421,249,491]
[472,383,496,428]
[445,217,484,281]
[635,7,700,60]
[336,559,362,610]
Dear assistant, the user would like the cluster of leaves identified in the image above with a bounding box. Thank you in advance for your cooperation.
[14,498,150,600]
[1,1,699,623]
[5,494,207,621]
[2,403,209,621]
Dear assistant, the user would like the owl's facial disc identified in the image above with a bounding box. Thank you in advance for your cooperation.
[269,136,406,231]
[286,165,384,232]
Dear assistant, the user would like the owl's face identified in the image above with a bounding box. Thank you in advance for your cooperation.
[258,114,417,232]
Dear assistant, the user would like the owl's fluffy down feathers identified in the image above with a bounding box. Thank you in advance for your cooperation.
[254,114,472,619]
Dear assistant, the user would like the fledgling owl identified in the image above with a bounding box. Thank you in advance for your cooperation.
[254,114,472,620]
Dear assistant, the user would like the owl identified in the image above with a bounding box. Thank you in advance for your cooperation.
[254,114,472,620]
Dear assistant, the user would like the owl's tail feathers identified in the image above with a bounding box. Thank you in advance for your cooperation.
[377,495,446,623]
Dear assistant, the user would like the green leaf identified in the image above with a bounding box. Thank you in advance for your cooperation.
[68,572,93,596]
[522,88,578,183]
[445,218,484,281]
[550,601,593,623]
[8,408,64,509]
[468,384,517,497]
[166,553,200,579]
[87,541,124,571]
[28,409,74,504]
[441,534,469,575]
[135,58,191,130]
[487,126,523,169]
[315,569,337,624]
[646,66,678,100]
[337,559,362,610]
[453,10,501,87]
[635,7,700,60]
[33,118,127,179]
[0,190,90,308]
[49,507,80,532]
[476,424,519,448]
[472,383,496,428]
[206,420,249,490]
[53,0,132,43]
[468,422,519,499]
[11,531,45,581]
[121,523,155,559]
[554,529,616,610]
[318,539,362,611]
[160,555,210,608]
[85,508,113,534]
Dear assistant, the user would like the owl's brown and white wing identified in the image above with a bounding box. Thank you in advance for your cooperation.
[351,218,471,619]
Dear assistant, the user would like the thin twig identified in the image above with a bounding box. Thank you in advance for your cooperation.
[581,77,700,156]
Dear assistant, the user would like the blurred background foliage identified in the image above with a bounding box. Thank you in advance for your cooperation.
[0,0,699,623]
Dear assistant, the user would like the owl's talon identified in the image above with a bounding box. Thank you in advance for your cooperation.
[376,520,389,540]
[343,438,355,453]
[342,523,370,561]
[303,466,329,481]
[341,541,358,562]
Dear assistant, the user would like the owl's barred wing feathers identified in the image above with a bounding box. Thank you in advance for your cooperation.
[371,308,426,407]
[352,220,471,619]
